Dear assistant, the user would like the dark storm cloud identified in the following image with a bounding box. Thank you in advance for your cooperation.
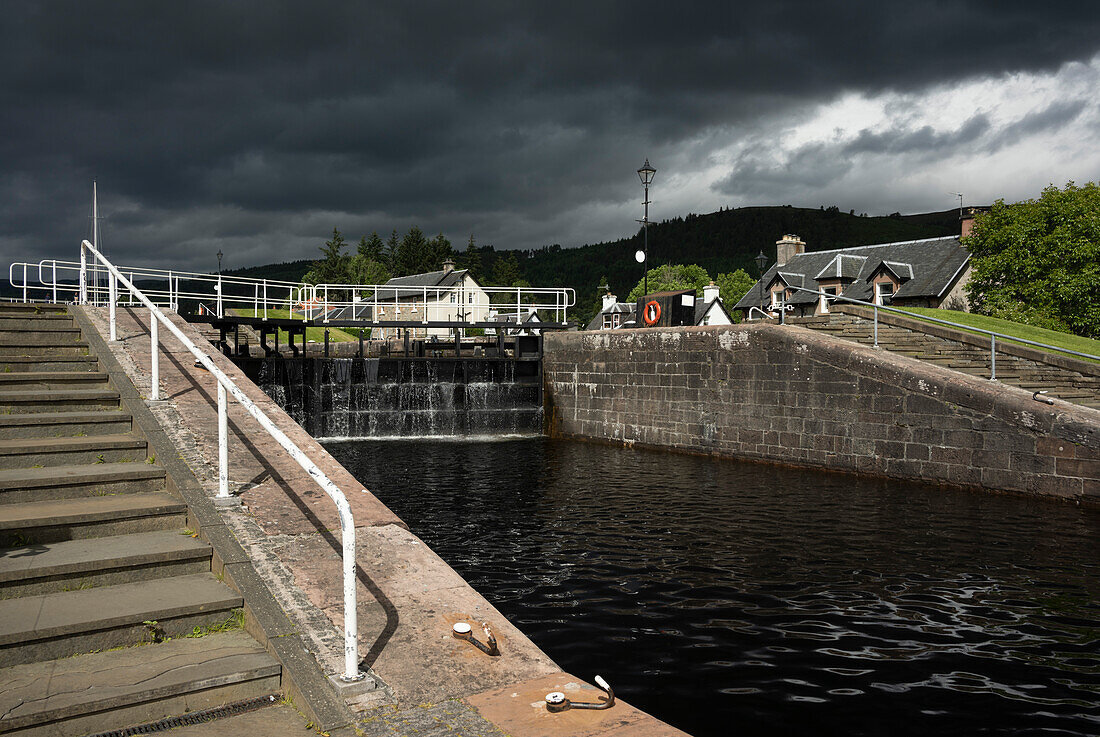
[2,0,1099,271]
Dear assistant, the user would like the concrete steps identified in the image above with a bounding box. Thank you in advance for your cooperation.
[0,410,132,439]
[0,371,109,388]
[0,433,147,468]
[0,340,90,357]
[0,303,282,734]
[798,313,1100,410]
[0,493,188,546]
[0,529,212,598]
[0,327,83,344]
[0,387,121,413]
[0,631,279,737]
[0,573,244,666]
[0,304,69,317]
[0,316,75,331]
[0,354,99,372]
[0,461,166,502]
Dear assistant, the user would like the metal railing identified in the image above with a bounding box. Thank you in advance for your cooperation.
[10,259,575,328]
[12,258,308,318]
[301,281,575,327]
[76,240,365,683]
[758,285,1100,380]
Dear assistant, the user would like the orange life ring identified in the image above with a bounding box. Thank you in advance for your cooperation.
[643,300,661,326]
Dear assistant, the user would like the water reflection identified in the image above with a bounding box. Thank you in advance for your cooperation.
[325,437,1100,737]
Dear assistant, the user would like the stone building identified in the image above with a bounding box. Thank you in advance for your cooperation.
[734,223,973,320]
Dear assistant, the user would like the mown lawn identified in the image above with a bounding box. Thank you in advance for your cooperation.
[896,307,1100,362]
[229,308,363,343]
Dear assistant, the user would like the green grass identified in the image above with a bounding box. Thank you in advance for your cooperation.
[895,307,1100,362]
[230,308,362,343]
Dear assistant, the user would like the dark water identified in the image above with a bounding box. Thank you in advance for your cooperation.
[324,437,1100,737]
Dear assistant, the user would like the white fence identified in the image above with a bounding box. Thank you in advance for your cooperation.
[10,259,575,327]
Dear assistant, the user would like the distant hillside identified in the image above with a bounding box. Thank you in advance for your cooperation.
[222,259,313,283]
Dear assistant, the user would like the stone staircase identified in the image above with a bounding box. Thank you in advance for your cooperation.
[0,303,281,736]
[790,311,1100,410]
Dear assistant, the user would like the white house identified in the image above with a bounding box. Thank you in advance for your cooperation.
[374,260,490,339]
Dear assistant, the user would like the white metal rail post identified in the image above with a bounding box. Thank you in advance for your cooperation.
[77,240,365,683]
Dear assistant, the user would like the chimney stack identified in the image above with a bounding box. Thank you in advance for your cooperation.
[776,234,805,267]
[960,208,977,239]
[442,259,456,274]
[703,281,720,304]
[602,290,617,310]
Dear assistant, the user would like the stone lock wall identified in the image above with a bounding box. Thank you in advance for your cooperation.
[542,324,1100,504]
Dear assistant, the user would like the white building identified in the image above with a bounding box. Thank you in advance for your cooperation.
[374,260,490,339]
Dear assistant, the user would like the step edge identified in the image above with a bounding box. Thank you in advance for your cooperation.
[0,653,279,730]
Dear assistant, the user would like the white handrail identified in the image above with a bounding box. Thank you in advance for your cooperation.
[77,240,365,683]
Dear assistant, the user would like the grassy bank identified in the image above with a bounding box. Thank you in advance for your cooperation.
[229,308,363,343]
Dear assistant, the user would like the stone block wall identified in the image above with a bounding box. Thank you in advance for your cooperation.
[543,324,1099,503]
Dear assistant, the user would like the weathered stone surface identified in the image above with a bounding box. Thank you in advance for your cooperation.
[466,672,689,737]
[544,324,1100,504]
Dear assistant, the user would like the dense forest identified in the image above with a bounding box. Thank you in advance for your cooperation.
[226,205,961,325]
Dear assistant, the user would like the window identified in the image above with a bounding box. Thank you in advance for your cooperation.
[876,281,894,305]
[771,288,786,308]
[450,293,456,303]
[603,314,614,329]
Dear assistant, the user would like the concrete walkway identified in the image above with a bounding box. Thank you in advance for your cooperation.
[85,306,687,737]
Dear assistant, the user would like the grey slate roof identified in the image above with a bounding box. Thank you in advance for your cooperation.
[311,304,374,321]
[813,254,866,281]
[734,236,968,309]
[381,268,472,299]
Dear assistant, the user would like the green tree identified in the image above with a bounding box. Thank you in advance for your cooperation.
[349,256,390,288]
[964,181,1100,337]
[348,232,390,289]
[304,228,351,285]
[383,229,400,272]
[394,226,430,276]
[460,235,483,281]
[357,232,385,262]
[427,232,453,271]
[626,264,711,303]
[491,251,521,287]
[714,269,755,320]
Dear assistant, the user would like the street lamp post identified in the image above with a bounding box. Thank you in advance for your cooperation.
[217,249,223,275]
[755,250,768,277]
[636,159,656,296]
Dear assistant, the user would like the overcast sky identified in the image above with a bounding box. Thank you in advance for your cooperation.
[3,1,1099,274]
